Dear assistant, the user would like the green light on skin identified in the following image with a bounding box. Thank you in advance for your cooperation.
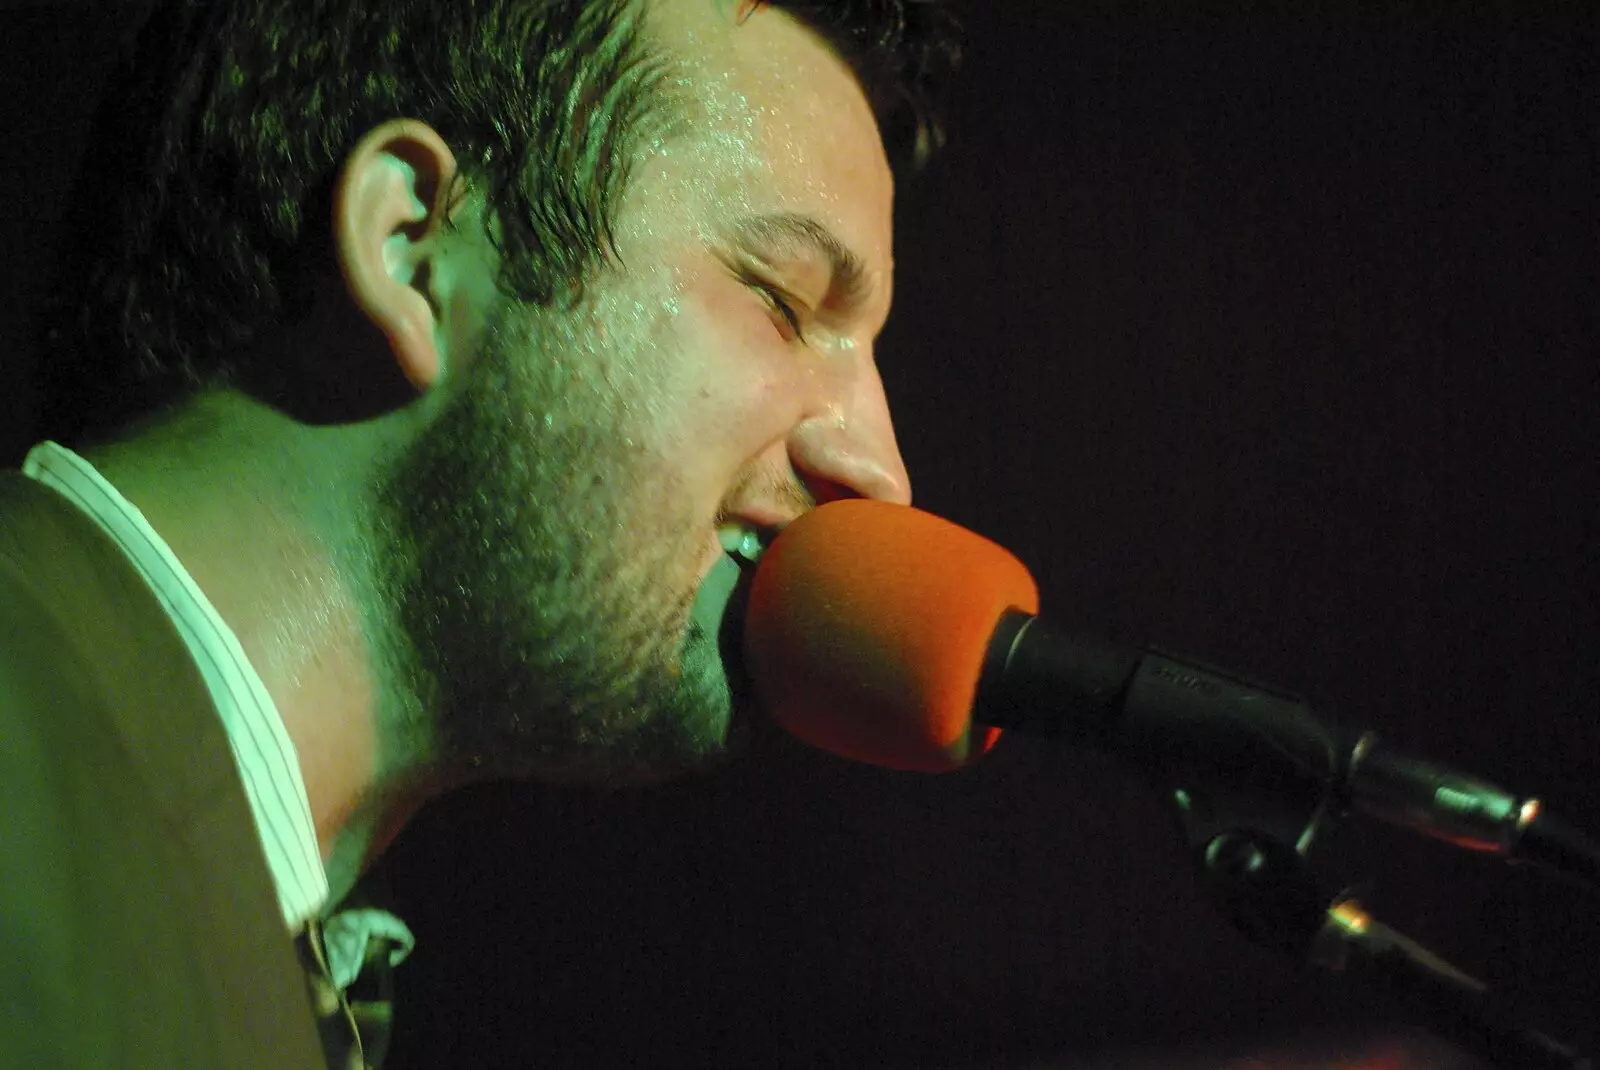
[691,550,745,640]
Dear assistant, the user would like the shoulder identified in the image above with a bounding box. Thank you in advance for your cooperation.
[0,472,161,750]
[0,480,194,1064]
[0,469,209,738]
[0,556,105,726]
[0,471,326,1068]
[0,511,154,1065]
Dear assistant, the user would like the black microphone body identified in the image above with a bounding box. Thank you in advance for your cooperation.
[975,609,1582,874]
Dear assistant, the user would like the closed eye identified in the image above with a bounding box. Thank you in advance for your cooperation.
[743,274,806,343]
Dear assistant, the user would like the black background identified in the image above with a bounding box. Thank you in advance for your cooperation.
[3,3,1596,1067]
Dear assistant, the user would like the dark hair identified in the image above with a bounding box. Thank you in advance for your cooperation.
[36,0,959,442]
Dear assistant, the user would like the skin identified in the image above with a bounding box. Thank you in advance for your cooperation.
[77,0,910,905]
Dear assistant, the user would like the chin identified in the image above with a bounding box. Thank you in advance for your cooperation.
[578,619,747,788]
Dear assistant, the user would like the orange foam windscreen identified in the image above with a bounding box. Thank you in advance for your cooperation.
[743,499,1040,772]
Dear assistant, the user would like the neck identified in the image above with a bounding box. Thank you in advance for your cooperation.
[81,390,438,904]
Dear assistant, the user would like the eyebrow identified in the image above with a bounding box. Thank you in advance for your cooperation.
[725,211,874,313]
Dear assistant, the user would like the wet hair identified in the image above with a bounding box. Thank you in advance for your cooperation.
[35,0,959,442]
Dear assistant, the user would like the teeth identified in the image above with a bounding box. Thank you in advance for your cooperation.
[717,524,767,565]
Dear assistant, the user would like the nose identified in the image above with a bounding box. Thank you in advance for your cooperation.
[787,355,912,507]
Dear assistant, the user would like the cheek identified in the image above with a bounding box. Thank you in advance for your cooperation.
[646,274,816,482]
[669,272,811,412]
[680,273,778,366]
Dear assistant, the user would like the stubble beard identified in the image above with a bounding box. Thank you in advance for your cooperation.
[370,298,736,785]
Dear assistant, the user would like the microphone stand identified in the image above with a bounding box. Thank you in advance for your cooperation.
[1175,802,1593,1069]
[975,625,1598,1065]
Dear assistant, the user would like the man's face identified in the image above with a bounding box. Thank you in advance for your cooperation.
[377,0,909,783]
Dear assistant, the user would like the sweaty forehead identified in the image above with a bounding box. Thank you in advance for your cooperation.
[629,0,896,293]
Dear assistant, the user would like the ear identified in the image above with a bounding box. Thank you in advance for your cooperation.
[332,119,461,391]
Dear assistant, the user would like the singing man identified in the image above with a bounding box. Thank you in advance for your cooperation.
[0,1,951,1064]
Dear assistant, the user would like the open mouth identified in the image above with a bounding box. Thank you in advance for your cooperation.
[717,523,770,569]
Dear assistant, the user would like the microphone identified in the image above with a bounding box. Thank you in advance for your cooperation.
[742,499,1598,885]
